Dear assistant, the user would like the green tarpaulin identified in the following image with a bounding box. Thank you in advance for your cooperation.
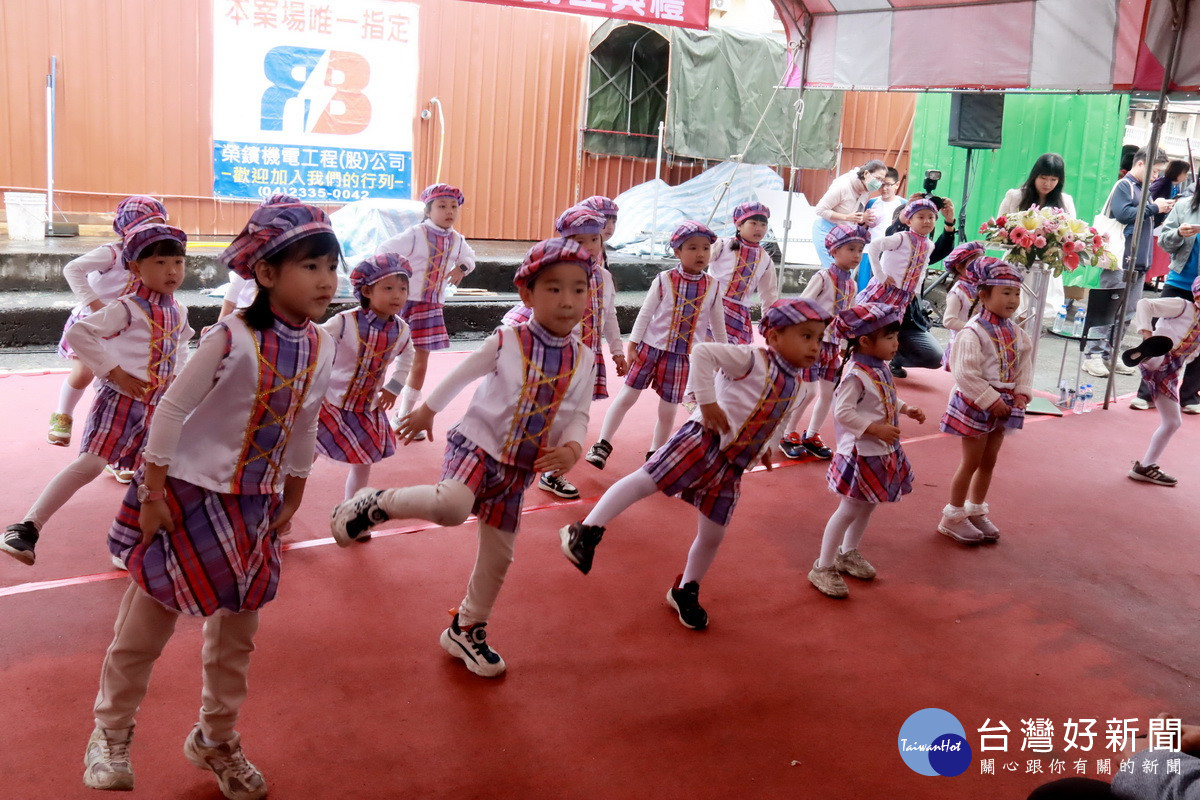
[586,21,841,169]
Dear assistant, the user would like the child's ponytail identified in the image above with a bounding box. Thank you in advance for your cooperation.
[833,338,858,388]
[243,285,274,331]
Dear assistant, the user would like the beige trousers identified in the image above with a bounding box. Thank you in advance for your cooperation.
[93,583,260,742]
[378,480,517,626]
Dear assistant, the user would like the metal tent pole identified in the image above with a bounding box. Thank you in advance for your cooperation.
[45,57,56,234]
[648,120,665,257]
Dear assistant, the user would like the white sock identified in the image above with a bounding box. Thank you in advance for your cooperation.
[599,383,641,443]
[398,386,421,418]
[839,501,875,553]
[1142,399,1182,466]
[57,381,86,417]
[25,453,107,528]
[818,497,871,568]
[804,380,835,440]
[583,469,658,527]
[680,516,727,585]
[651,399,678,451]
[344,464,372,501]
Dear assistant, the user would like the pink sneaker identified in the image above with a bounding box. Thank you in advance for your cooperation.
[965,502,1000,542]
[938,505,984,544]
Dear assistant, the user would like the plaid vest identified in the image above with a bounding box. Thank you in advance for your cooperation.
[722,349,800,470]
[666,268,712,355]
[420,225,452,303]
[724,239,760,303]
[500,321,579,470]
[578,267,605,353]
[898,231,932,295]
[126,284,185,404]
[974,308,1020,383]
[343,309,402,412]
[851,353,898,426]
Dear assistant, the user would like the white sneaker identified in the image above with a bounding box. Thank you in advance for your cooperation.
[183,726,267,800]
[1183,403,1200,415]
[964,502,1000,542]
[83,727,134,790]
[329,488,388,546]
[808,560,849,598]
[440,613,506,677]
[1114,360,1135,375]
[938,505,985,544]
[1083,356,1110,378]
[1129,397,1153,410]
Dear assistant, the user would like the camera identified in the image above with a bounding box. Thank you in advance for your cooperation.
[923,169,942,194]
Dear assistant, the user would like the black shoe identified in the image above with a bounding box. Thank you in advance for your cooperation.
[667,576,708,630]
[584,440,612,470]
[779,434,807,460]
[1,521,39,566]
[538,473,580,500]
[644,450,656,462]
[890,363,907,378]
[559,522,605,574]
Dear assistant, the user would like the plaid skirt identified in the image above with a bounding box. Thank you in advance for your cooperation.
[827,448,913,503]
[722,299,754,345]
[401,300,449,351]
[80,385,153,469]
[109,475,284,616]
[940,331,957,371]
[440,429,536,534]
[593,349,608,400]
[1140,359,1183,403]
[316,401,396,464]
[625,342,689,403]
[644,421,741,526]
[57,305,91,359]
[501,303,532,328]
[939,389,1025,437]
[856,280,913,311]
[801,340,841,383]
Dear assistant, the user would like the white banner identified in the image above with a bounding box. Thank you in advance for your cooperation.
[212,0,419,202]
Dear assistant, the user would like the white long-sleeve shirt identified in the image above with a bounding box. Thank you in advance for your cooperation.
[832,358,911,458]
[375,219,476,303]
[708,238,780,308]
[942,283,975,332]
[319,308,413,406]
[425,323,594,463]
[629,266,727,351]
[1134,297,1200,372]
[800,267,854,342]
[948,319,1034,409]
[688,343,800,460]
[64,290,194,399]
[815,171,872,222]
[143,315,334,494]
[865,231,930,292]
[997,188,1076,219]
[597,268,622,355]
[223,272,258,310]
[63,243,134,310]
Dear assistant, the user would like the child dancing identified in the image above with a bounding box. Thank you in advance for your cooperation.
[940,241,986,369]
[937,259,1032,543]
[82,203,337,798]
[808,303,926,599]
[316,253,414,502]
[3,224,192,567]
[781,223,870,460]
[858,198,939,310]
[708,201,780,344]
[585,222,727,468]
[562,299,830,629]
[329,239,596,677]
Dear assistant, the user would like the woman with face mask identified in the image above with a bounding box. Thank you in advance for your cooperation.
[813,160,889,269]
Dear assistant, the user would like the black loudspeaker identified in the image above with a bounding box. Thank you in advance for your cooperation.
[948,93,1004,149]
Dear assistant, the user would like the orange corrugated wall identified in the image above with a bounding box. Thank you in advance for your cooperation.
[0,0,914,238]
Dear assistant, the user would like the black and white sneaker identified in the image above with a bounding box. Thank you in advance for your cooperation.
[666,576,708,630]
[329,488,390,546]
[559,522,605,574]
[538,473,580,500]
[1,521,39,566]
[1128,461,1178,487]
[584,439,612,469]
[440,613,506,677]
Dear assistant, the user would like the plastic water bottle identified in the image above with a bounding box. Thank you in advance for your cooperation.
[1068,388,1077,411]
[1076,384,1088,412]
[1058,379,1070,406]
[1083,384,1094,413]
[1072,307,1086,337]
[1053,304,1068,334]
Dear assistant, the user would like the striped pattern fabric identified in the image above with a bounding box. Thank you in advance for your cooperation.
[897,232,932,295]
[440,429,536,534]
[80,385,153,469]
[940,282,978,370]
[826,449,914,503]
[420,183,465,205]
[733,202,770,224]
[666,269,712,355]
[855,280,914,311]
[624,342,690,403]
[1141,317,1200,402]
[722,349,799,470]
[500,322,578,470]
[579,266,605,352]
[724,242,761,303]
[644,421,741,526]
[592,350,608,400]
[976,309,1020,382]
[401,300,450,351]
[127,286,186,404]
[940,389,1025,437]
[722,298,754,345]
[122,223,186,263]
[316,403,394,464]
[57,245,137,359]
[802,340,841,383]
[230,319,322,494]
[501,304,533,327]
[554,206,605,236]
[669,221,717,251]
[818,266,856,348]
[513,238,596,288]
[418,226,452,303]
[114,196,168,235]
[219,203,334,280]
[824,224,870,254]
[342,310,403,412]
[109,475,284,616]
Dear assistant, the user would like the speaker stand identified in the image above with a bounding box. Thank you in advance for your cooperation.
[955,147,976,245]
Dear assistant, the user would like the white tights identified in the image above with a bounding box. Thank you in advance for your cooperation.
[1142,398,1182,466]
[802,379,835,438]
[344,464,373,501]
[57,380,87,417]
[817,496,876,568]
[583,468,728,587]
[598,384,677,451]
[26,452,107,528]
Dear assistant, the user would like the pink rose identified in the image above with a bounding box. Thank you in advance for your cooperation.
[1034,236,1047,248]
[1089,227,1098,235]
[997,216,1007,227]
[1064,252,1080,270]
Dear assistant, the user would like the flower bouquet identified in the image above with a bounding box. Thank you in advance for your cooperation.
[978,206,1117,277]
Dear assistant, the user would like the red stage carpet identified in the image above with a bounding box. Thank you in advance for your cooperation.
[1,352,1197,799]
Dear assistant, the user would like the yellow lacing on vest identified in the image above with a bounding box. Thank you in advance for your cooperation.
[668,275,709,354]
[728,353,790,452]
[501,338,579,457]
[131,302,185,391]
[345,313,397,407]
[579,272,603,350]
[859,364,897,426]
[423,230,450,301]
[232,333,318,490]
[725,248,757,301]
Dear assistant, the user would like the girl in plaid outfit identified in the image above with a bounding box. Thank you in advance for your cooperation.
[858,198,940,310]
[808,303,926,599]
[562,299,829,630]
[708,201,781,344]
[330,239,596,678]
[780,223,870,461]
[218,193,300,319]
[81,203,338,799]
[940,242,986,370]
[2,225,192,568]
[585,221,728,469]
[1125,275,1200,487]
[376,183,476,433]
[504,206,627,500]
[316,253,414,503]
[937,259,1032,544]
[50,195,168,455]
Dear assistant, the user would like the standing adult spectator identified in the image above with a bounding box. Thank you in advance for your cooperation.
[1083,148,1173,378]
[1147,160,1191,286]
[860,167,905,291]
[1130,191,1200,413]
[812,160,888,269]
